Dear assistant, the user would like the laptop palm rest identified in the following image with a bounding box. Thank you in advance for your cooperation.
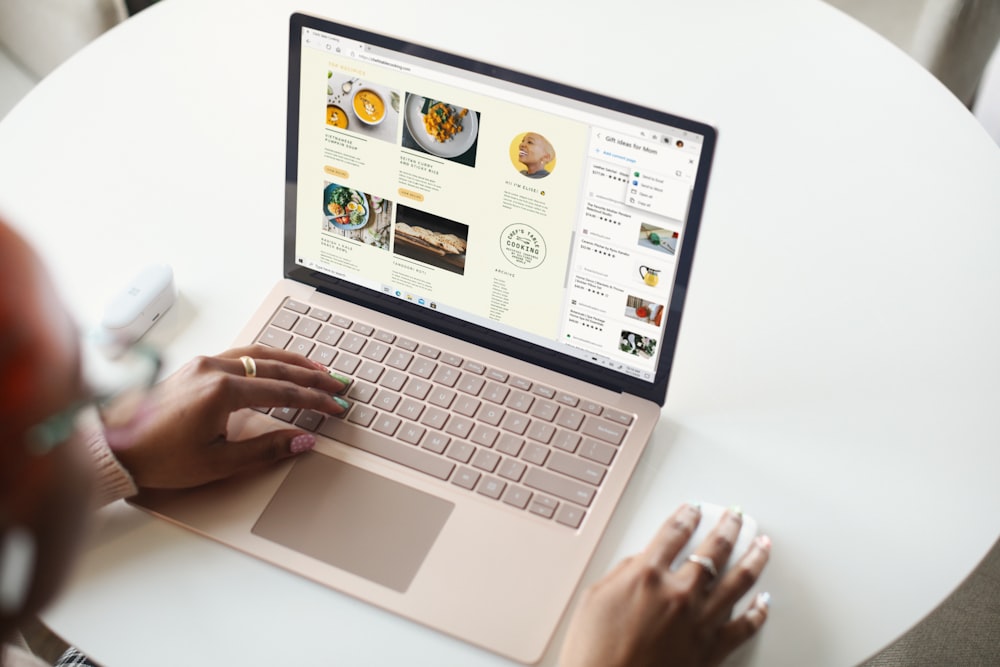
[251,453,453,593]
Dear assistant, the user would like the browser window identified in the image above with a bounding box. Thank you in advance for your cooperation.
[294,28,706,383]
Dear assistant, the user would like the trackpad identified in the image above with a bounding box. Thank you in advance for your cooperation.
[252,453,453,593]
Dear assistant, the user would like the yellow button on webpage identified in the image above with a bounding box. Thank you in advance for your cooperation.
[324,166,349,179]
[398,188,424,202]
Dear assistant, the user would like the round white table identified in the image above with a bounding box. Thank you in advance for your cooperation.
[2,0,999,665]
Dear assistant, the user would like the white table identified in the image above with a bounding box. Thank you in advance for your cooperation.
[2,0,1000,665]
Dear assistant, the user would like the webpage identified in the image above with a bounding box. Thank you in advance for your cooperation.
[295,28,704,383]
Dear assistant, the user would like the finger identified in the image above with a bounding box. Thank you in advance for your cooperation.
[704,534,772,620]
[680,508,743,587]
[229,375,350,415]
[644,503,703,569]
[221,349,348,394]
[208,430,318,481]
[708,591,771,664]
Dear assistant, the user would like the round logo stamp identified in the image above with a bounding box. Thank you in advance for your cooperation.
[500,224,546,269]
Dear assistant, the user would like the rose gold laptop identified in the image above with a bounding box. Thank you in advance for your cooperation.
[133,12,716,664]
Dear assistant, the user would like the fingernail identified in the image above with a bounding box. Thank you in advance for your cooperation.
[328,370,352,387]
[686,501,702,513]
[729,505,744,518]
[756,591,771,610]
[290,434,316,454]
[755,535,773,551]
[308,360,327,371]
[333,396,351,411]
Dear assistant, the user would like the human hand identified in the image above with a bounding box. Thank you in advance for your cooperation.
[559,503,771,667]
[102,345,349,489]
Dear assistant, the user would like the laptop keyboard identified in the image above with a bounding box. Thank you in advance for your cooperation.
[255,298,634,529]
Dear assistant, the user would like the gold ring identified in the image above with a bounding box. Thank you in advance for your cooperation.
[239,355,257,378]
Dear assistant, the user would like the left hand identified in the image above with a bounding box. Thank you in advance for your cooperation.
[103,345,348,489]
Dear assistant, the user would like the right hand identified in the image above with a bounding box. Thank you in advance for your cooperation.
[559,503,771,667]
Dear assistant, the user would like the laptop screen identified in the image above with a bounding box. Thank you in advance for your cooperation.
[285,13,716,405]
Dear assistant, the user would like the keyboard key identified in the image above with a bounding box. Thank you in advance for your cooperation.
[428,386,456,409]
[555,408,585,431]
[332,353,361,375]
[374,329,396,344]
[308,345,337,367]
[356,361,384,384]
[410,357,437,379]
[441,352,463,367]
[397,337,418,351]
[319,415,454,480]
[546,451,607,486]
[373,413,401,436]
[445,440,475,463]
[552,430,581,453]
[452,467,480,490]
[331,315,353,328]
[444,415,474,439]
[502,485,532,509]
[472,449,501,472]
[418,344,440,359]
[288,337,315,357]
[477,404,505,426]
[485,368,509,382]
[419,406,449,430]
[271,310,299,330]
[555,505,585,529]
[482,382,509,404]
[308,308,332,322]
[294,410,324,431]
[293,318,321,338]
[379,369,407,392]
[433,365,460,387]
[524,468,595,507]
[501,412,530,435]
[470,424,499,448]
[581,416,627,445]
[258,327,292,349]
[495,434,524,457]
[339,333,366,354]
[522,443,549,466]
[347,381,377,403]
[477,476,506,499]
[272,407,299,423]
[352,322,374,336]
[362,341,391,362]
[555,392,579,407]
[372,390,401,412]
[532,385,556,399]
[385,349,413,371]
[456,374,485,396]
[462,360,485,374]
[528,495,558,519]
[403,378,432,400]
[422,431,450,454]
[453,395,480,417]
[317,325,344,347]
[506,390,534,413]
[498,458,526,482]
[603,408,634,427]
[527,421,555,444]
[398,422,426,445]
[396,398,424,421]
[579,438,616,465]
[510,376,532,391]
[284,299,309,314]
[530,399,558,422]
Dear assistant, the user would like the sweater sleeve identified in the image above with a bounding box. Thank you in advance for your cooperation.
[77,407,138,507]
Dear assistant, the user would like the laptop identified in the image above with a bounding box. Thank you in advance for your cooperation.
[133,11,716,664]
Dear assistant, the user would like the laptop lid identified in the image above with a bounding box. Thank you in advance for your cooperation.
[283,12,716,406]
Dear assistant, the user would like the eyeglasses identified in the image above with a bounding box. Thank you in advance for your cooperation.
[25,333,162,455]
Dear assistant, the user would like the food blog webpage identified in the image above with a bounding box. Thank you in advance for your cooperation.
[294,32,703,382]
